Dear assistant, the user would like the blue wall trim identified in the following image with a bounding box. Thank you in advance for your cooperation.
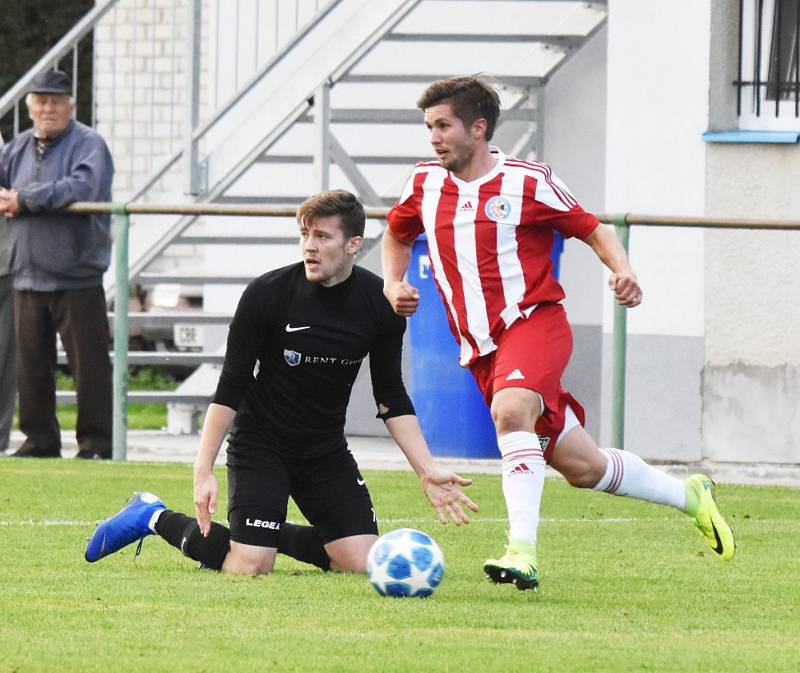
[702,130,800,144]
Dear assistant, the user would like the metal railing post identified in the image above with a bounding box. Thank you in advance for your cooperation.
[611,214,630,450]
[312,80,331,191]
[184,0,203,195]
[112,202,129,460]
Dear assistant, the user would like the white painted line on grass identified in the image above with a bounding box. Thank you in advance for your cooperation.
[0,519,94,526]
[0,516,642,527]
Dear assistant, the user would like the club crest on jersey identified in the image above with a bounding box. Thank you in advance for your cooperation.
[485,196,512,222]
[283,349,302,367]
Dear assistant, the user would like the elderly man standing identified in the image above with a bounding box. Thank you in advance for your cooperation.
[0,70,115,459]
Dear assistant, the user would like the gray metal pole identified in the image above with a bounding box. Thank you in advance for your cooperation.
[312,81,331,191]
[610,215,630,450]
[184,0,203,195]
[112,203,129,460]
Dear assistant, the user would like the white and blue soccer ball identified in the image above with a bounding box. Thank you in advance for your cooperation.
[366,528,445,598]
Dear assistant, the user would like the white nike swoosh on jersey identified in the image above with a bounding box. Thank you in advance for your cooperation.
[357,478,366,486]
[285,324,311,332]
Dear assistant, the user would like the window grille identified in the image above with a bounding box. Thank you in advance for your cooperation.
[736,0,800,117]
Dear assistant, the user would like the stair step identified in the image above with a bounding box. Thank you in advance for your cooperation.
[56,391,211,405]
[256,154,421,165]
[214,196,307,206]
[216,194,396,208]
[176,235,300,245]
[293,108,534,124]
[57,351,225,366]
[112,312,232,326]
[297,109,423,124]
[383,32,584,49]
[215,195,396,207]
[135,273,253,285]
[339,74,545,87]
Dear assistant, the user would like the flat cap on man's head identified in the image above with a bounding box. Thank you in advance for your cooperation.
[29,70,72,95]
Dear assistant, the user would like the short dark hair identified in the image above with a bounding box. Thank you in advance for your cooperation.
[296,189,365,238]
[416,76,501,141]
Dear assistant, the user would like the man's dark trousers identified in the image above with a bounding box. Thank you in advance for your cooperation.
[14,286,112,457]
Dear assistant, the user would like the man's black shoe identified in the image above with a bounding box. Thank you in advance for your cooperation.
[75,450,112,460]
[12,443,61,458]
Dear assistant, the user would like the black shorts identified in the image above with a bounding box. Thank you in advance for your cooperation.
[226,440,378,548]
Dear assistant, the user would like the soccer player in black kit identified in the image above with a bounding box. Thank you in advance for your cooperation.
[85,190,479,575]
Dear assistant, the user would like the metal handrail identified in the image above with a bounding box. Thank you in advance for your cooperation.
[65,202,800,459]
[70,202,800,229]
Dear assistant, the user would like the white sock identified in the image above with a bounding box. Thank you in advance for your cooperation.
[593,448,686,510]
[499,431,546,545]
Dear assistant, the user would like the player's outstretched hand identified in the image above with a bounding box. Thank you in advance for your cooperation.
[608,272,642,308]
[384,281,420,317]
[421,466,480,526]
[193,470,218,537]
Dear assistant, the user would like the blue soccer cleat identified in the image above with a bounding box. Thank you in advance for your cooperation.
[85,492,165,562]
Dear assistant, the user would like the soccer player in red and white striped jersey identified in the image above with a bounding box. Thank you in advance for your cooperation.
[382,77,735,591]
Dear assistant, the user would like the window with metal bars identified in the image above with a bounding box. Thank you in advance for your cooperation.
[736,0,800,120]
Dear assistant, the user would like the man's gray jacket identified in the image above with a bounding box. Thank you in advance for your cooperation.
[0,132,9,278]
[0,120,114,291]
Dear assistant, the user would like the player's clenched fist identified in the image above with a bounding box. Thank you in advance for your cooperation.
[384,281,420,317]
[608,272,642,308]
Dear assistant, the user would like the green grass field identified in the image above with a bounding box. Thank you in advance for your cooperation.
[1,460,798,673]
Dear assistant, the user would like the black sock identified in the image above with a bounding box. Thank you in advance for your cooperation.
[154,509,231,570]
[278,522,330,571]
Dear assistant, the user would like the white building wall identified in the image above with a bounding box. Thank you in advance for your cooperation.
[542,26,607,440]
[605,0,710,459]
[702,0,800,464]
[703,146,800,462]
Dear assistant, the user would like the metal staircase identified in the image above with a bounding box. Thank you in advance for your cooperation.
[1,0,607,433]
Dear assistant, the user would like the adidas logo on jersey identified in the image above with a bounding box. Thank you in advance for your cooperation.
[459,200,475,211]
[506,369,525,381]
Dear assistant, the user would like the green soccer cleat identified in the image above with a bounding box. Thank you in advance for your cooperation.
[685,474,736,561]
[483,538,540,591]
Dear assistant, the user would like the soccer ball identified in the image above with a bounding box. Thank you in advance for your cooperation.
[366,528,445,598]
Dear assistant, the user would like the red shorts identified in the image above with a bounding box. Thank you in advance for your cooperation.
[469,303,585,462]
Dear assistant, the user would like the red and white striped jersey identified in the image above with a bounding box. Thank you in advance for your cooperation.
[387,148,599,367]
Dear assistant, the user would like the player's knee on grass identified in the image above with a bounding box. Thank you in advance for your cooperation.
[278,523,331,571]
[225,506,283,574]
[222,541,278,575]
[325,533,378,573]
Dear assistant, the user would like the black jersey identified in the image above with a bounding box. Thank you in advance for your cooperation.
[212,262,414,455]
